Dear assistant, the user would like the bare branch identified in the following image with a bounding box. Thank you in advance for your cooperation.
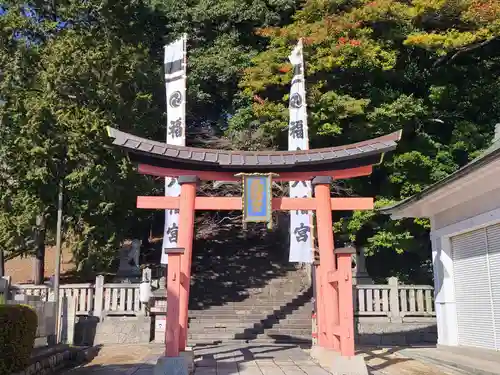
[433,36,500,67]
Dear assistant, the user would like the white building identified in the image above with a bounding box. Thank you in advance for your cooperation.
[382,128,500,350]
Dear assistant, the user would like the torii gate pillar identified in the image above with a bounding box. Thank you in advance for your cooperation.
[312,177,362,373]
[313,176,340,350]
[177,176,198,352]
[313,177,355,356]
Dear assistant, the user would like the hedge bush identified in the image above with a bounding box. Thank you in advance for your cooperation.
[0,304,38,374]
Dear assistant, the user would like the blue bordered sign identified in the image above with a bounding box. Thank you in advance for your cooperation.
[236,173,277,229]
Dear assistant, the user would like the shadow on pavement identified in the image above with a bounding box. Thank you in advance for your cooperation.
[59,343,462,375]
[62,343,323,374]
[62,363,153,374]
[359,347,413,372]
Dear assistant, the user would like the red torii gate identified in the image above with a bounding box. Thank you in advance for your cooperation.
[107,127,401,370]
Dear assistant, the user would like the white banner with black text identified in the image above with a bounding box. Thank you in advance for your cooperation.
[288,39,313,263]
[161,35,187,264]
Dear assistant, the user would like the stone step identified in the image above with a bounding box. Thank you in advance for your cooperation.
[187,337,312,346]
[189,321,311,328]
[189,314,311,323]
[187,327,312,335]
[188,321,311,329]
[188,307,312,315]
[188,308,310,314]
[190,297,312,305]
[187,335,313,344]
[188,314,312,322]
[190,308,312,315]
[191,279,310,287]
[188,332,312,340]
[194,287,310,294]
[189,315,312,322]
[190,287,312,297]
[193,299,312,306]
[189,325,312,334]
[188,337,312,348]
[188,314,311,321]
[188,322,311,330]
[189,305,313,313]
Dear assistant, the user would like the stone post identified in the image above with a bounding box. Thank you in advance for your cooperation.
[59,294,77,345]
[159,275,166,290]
[93,275,105,319]
[67,295,77,345]
[352,247,373,285]
[0,275,11,301]
[59,295,67,343]
[388,276,402,322]
[142,267,152,282]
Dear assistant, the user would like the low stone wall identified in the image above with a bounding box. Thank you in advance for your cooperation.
[74,316,151,346]
[11,345,98,375]
[75,314,436,347]
[356,316,437,346]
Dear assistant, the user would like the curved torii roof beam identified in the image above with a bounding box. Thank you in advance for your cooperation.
[106,127,402,177]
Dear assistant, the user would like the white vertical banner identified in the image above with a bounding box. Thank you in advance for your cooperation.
[288,39,313,263]
[161,35,187,264]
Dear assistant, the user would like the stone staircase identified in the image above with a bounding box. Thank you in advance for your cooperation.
[152,220,316,346]
[187,269,313,345]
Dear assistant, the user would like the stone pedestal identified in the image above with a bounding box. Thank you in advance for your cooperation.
[154,356,188,375]
[181,347,195,374]
[154,314,167,343]
[352,247,373,285]
[151,279,168,343]
[115,239,141,283]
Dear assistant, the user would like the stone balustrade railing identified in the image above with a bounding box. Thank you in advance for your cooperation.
[7,277,146,317]
[6,272,435,318]
[355,277,435,319]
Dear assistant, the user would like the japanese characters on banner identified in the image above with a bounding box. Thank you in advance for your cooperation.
[288,39,314,263]
[161,35,187,264]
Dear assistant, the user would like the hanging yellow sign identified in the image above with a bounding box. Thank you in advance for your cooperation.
[236,173,277,229]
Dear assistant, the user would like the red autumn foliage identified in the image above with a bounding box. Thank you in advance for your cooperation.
[470,0,498,19]
[278,65,291,73]
[350,39,361,46]
[302,37,315,46]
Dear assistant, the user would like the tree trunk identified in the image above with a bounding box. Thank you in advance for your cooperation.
[33,214,46,285]
[0,248,4,277]
[141,223,151,250]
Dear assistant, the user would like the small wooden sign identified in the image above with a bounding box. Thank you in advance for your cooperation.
[236,173,277,229]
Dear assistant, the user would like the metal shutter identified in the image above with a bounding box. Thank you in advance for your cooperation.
[486,223,500,350]
[452,228,496,349]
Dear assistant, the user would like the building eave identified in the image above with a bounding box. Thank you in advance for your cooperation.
[379,144,500,219]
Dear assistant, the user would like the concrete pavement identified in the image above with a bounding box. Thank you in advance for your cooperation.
[193,343,330,374]
[61,343,463,375]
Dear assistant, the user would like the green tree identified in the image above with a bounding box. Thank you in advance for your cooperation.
[0,0,302,281]
[230,0,500,283]
[0,1,167,281]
